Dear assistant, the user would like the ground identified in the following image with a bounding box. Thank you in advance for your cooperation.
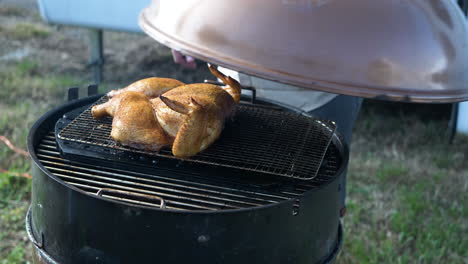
[0,1,467,263]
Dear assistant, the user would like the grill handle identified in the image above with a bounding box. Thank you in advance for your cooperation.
[96,188,166,209]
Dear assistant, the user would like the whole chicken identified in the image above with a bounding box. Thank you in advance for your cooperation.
[91,64,241,158]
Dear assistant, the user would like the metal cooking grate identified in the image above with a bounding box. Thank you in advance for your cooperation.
[37,131,340,211]
[58,96,336,180]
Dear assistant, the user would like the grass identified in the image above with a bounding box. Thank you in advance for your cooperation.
[0,167,31,264]
[4,23,50,40]
[0,245,27,264]
[0,59,87,263]
[0,199,30,264]
[0,6,26,17]
[336,101,468,264]
[1,60,80,102]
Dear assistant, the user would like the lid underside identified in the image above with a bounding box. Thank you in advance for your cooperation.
[139,0,468,103]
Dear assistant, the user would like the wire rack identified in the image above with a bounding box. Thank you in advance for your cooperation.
[57,96,336,180]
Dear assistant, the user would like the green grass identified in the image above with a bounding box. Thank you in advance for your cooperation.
[0,6,26,17]
[0,166,31,200]
[0,58,84,161]
[375,163,409,182]
[342,177,466,264]
[336,101,468,264]
[4,23,50,40]
[14,60,38,76]
[0,245,27,264]
[0,59,87,262]
[0,168,31,264]
[0,60,79,102]
[0,200,30,264]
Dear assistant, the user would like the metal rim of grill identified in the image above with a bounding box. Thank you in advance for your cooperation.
[57,96,337,180]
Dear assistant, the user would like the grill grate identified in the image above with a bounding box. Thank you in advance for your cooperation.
[37,132,340,211]
[57,96,336,180]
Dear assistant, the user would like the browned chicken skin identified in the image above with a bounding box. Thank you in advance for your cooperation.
[107,77,185,98]
[152,82,236,157]
[91,91,171,151]
[91,64,242,157]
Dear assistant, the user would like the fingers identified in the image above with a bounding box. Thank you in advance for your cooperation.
[171,49,185,64]
[171,50,197,69]
[186,56,195,64]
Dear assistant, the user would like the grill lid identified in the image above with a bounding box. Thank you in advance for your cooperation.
[139,0,468,103]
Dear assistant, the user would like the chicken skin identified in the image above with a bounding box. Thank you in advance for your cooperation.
[91,64,242,158]
[91,91,171,151]
[107,77,185,98]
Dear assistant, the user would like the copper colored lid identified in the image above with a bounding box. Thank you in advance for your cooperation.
[139,0,468,103]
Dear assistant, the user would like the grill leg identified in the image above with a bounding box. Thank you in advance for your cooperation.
[88,29,104,84]
[448,103,458,143]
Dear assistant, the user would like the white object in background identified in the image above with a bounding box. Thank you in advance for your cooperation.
[37,0,151,33]
[457,102,468,135]
[457,1,468,136]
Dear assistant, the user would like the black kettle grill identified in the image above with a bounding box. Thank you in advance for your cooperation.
[27,0,468,263]
[27,86,348,263]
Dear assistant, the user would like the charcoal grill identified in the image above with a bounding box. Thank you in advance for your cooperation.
[27,87,348,263]
[28,1,468,263]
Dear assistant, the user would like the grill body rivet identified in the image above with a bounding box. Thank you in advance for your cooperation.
[197,235,210,243]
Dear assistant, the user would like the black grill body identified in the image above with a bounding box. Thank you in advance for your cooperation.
[27,94,348,264]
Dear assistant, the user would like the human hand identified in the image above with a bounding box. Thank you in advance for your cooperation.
[171,50,197,69]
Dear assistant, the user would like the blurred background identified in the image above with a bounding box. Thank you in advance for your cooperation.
[0,0,467,263]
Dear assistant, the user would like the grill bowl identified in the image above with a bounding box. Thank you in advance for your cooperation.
[27,94,348,263]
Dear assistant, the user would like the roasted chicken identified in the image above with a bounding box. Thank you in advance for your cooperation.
[91,64,242,157]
